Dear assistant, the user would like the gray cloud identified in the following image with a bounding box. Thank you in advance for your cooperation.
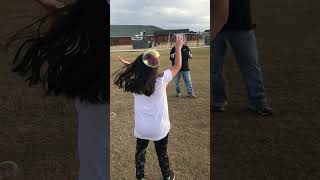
[111,0,210,32]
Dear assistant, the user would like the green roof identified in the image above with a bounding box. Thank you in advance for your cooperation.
[110,25,163,37]
[154,29,190,36]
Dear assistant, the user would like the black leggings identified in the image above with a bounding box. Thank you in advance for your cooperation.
[135,134,171,179]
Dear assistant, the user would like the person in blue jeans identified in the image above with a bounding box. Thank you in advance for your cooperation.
[170,43,195,98]
[211,0,273,116]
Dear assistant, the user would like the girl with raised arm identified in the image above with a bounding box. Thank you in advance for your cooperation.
[114,34,186,180]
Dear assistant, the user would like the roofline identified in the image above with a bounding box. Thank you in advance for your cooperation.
[110,35,154,38]
[111,24,162,28]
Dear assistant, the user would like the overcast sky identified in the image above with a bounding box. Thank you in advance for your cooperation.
[110,0,210,32]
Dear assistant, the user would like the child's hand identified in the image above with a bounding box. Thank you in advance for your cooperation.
[117,56,130,65]
[175,33,185,49]
[117,56,124,62]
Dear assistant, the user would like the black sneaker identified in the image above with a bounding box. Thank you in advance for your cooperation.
[176,92,182,97]
[164,171,175,180]
[213,101,228,112]
[248,104,273,116]
[136,172,144,180]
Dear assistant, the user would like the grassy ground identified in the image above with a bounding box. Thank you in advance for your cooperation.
[110,41,208,52]
[212,1,320,179]
[0,47,79,180]
[110,48,210,179]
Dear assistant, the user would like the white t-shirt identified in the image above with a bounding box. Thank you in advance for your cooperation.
[134,70,173,141]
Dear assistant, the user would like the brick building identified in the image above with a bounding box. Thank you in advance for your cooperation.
[110,25,198,46]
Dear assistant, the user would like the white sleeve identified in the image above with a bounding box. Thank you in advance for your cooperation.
[162,69,173,85]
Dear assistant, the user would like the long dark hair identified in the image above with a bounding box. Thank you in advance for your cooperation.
[8,0,109,104]
[114,54,158,96]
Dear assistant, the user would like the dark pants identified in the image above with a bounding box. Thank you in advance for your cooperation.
[75,99,109,180]
[136,134,171,179]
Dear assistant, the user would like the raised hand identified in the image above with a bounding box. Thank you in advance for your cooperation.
[175,33,185,49]
[170,33,184,77]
